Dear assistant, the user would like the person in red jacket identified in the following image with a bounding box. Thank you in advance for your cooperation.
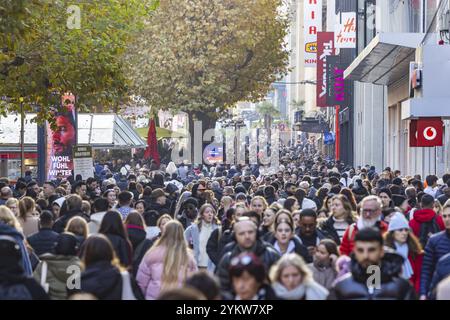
[384,213,424,293]
[340,195,388,256]
[409,194,445,246]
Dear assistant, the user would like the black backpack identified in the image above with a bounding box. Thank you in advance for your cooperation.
[419,216,441,248]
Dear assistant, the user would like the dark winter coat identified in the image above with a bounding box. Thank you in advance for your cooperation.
[215,239,280,294]
[126,225,153,277]
[420,230,450,297]
[71,261,143,300]
[319,216,355,245]
[0,264,49,300]
[27,228,59,256]
[206,227,234,266]
[428,252,450,299]
[328,253,417,300]
[267,235,312,263]
[103,233,132,268]
[53,209,89,234]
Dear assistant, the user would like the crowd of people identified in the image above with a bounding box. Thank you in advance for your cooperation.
[1,143,450,300]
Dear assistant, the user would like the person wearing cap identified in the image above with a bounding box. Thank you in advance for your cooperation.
[147,188,170,215]
[384,213,424,293]
[0,235,49,300]
[33,232,82,300]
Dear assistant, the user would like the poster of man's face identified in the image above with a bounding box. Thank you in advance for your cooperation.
[52,114,76,156]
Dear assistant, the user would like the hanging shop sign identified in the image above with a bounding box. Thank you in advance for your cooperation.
[304,0,323,67]
[317,32,336,107]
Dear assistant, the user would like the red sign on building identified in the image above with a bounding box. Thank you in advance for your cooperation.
[316,32,335,107]
[410,118,443,147]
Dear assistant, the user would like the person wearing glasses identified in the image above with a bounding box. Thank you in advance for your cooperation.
[339,196,388,256]
[384,213,424,294]
[224,252,279,300]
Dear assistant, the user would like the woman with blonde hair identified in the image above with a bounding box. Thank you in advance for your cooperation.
[5,198,19,217]
[185,204,220,272]
[65,216,88,250]
[250,196,268,218]
[0,205,33,275]
[270,253,328,300]
[18,196,39,236]
[318,194,357,245]
[137,220,197,300]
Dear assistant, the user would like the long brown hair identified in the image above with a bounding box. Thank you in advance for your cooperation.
[195,204,220,230]
[384,230,423,260]
[81,234,122,270]
[331,194,356,223]
[150,220,192,290]
[19,196,35,222]
[340,188,357,211]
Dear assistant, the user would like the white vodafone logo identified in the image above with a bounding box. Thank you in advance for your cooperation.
[423,126,437,141]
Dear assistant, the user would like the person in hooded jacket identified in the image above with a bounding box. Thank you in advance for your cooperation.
[33,232,82,299]
[71,234,143,300]
[98,211,133,268]
[409,194,445,248]
[124,212,153,277]
[0,235,49,300]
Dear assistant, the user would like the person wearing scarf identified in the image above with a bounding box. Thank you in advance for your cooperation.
[384,213,424,293]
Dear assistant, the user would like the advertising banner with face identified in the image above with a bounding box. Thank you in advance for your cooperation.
[46,94,77,180]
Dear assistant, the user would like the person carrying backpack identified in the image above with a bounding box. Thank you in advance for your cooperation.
[409,194,445,248]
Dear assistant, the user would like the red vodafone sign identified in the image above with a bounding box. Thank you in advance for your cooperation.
[410,118,443,147]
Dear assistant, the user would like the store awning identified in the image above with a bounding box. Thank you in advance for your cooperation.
[0,113,147,151]
[135,126,186,140]
[344,33,424,86]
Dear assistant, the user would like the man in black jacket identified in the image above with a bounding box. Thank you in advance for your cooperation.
[215,217,280,294]
[328,228,416,300]
[53,194,88,233]
[27,211,59,256]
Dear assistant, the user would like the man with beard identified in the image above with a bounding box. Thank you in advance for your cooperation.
[328,228,416,300]
[339,196,388,256]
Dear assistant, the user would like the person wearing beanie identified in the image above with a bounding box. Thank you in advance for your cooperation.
[0,235,49,300]
[33,232,82,300]
[384,213,424,293]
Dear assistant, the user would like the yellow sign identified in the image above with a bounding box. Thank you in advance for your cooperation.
[305,42,317,53]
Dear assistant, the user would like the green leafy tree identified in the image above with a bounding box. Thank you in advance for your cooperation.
[0,0,159,123]
[127,0,290,160]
